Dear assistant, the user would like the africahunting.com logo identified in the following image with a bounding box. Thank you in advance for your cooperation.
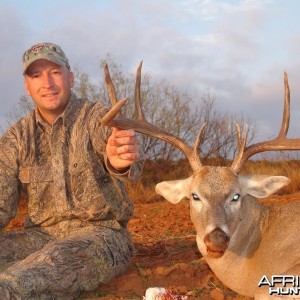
[258,275,300,296]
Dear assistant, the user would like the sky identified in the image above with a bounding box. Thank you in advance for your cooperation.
[1,0,300,144]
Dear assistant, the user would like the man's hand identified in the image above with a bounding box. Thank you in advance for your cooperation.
[106,127,140,172]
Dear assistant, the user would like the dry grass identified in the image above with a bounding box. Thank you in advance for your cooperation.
[126,159,300,203]
[126,159,192,203]
[5,159,300,231]
[242,159,300,194]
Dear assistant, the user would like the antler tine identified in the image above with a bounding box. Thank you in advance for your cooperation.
[102,63,127,127]
[104,63,118,105]
[101,98,127,126]
[231,72,300,174]
[193,123,207,156]
[231,124,249,173]
[278,71,290,139]
[135,61,147,121]
[101,62,203,172]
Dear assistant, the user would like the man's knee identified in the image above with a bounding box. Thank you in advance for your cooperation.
[0,228,133,298]
[0,274,22,300]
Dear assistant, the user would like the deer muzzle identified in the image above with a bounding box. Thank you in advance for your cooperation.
[204,228,230,258]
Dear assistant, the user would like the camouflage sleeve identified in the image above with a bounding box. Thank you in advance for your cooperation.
[0,128,21,229]
[88,102,145,182]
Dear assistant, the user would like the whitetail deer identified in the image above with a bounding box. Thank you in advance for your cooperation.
[102,62,300,299]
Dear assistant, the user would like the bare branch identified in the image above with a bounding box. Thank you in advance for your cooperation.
[102,63,203,171]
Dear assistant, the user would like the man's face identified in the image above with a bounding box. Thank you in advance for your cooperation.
[24,59,74,123]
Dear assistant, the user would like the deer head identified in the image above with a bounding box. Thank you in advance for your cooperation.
[101,63,298,259]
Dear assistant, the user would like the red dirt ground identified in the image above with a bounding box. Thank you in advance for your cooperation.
[7,192,300,300]
[86,192,300,300]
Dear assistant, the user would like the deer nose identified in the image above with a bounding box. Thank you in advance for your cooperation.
[204,228,230,258]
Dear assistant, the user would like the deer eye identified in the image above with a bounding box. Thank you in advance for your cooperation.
[232,194,241,202]
[192,193,200,201]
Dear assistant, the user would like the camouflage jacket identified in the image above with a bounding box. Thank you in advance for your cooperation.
[0,93,143,237]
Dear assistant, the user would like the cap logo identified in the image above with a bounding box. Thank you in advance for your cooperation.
[31,44,45,53]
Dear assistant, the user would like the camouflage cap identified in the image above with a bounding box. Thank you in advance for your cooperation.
[22,42,70,75]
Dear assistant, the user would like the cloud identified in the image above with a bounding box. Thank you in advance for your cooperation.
[0,0,300,142]
[0,5,31,125]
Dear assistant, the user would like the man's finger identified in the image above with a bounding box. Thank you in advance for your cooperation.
[116,144,138,155]
[117,152,140,161]
[108,136,137,146]
[116,136,136,145]
[113,128,136,138]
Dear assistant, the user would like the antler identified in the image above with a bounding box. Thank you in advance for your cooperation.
[231,72,300,173]
[101,61,205,172]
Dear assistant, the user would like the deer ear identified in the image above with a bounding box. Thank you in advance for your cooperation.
[155,177,192,204]
[239,175,290,198]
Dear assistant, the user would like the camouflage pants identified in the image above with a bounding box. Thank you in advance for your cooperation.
[0,226,133,299]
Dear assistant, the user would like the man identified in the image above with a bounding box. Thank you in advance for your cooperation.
[0,42,144,299]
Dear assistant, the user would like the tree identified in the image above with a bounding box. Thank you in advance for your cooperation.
[4,95,34,129]
[4,54,256,163]
[195,92,256,165]
[97,58,256,162]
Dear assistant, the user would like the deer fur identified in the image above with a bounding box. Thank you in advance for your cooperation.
[102,63,300,299]
[156,167,300,298]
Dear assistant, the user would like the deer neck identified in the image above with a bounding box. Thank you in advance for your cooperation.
[230,196,270,258]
